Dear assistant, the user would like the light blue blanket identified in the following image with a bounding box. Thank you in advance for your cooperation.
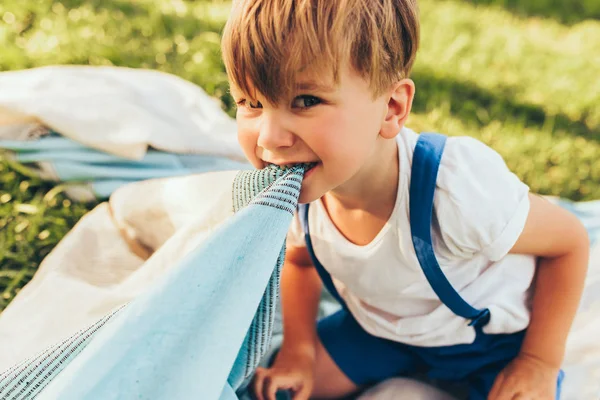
[0,163,304,400]
[1,133,251,199]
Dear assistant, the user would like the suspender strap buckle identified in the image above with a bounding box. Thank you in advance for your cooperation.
[468,308,491,327]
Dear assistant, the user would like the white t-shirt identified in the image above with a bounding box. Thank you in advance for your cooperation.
[287,127,535,347]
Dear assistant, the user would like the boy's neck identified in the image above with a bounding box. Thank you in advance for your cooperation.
[323,136,399,219]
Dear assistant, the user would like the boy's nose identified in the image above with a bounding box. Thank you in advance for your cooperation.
[256,114,295,151]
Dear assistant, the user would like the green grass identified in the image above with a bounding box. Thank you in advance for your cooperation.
[0,163,92,310]
[1,0,599,310]
[466,0,600,24]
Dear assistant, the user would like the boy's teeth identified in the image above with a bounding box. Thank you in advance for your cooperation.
[267,162,316,170]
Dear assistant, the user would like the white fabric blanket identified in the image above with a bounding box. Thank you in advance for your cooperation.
[0,66,599,399]
[0,65,245,161]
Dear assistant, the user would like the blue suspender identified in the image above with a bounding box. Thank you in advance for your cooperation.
[409,133,490,327]
[298,133,490,328]
[298,204,348,309]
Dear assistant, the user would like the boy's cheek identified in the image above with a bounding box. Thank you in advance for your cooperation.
[242,150,263,170]
[236,131,262,168]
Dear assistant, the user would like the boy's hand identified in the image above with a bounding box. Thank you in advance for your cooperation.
[488,353,559,400]
[252,345,315,400]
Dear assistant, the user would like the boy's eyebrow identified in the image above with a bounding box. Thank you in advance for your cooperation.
[295,81,336,93]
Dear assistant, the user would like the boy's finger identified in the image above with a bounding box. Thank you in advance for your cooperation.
[253,369,266,400]
[293,383,311,400]
[264,375,295,400]
[490,385,516,400]
[262,375,278,400]
[487,373,504,400]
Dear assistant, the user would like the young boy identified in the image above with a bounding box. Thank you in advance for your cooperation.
[220,1,589,399]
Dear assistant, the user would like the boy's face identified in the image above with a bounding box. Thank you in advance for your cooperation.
[231,64,392,204]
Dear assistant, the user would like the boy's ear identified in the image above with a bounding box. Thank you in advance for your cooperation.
[380,79,415,139]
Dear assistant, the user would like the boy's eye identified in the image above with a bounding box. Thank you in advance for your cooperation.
[236,99,262,109]
[247,100,262,109]
[292,95,321,109]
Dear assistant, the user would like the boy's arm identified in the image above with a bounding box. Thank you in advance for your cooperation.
[253,244,322,400]
[489,193,588,399]
[509,193,589,368]
[280,244,323,358]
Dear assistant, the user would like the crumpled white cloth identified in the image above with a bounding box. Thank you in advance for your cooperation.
[0,65,244,161]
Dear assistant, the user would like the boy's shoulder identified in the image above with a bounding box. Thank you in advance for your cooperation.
[397,128,507,172]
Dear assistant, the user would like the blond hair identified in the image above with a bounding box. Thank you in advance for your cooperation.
[221,0,420,104]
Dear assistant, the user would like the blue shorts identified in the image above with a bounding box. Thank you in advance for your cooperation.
[317,309,564,400]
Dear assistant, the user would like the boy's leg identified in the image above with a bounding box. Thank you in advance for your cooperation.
[420,328,564,400]
[312,309,420,399]
[417,329,525,400]
[311,334,361,399]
